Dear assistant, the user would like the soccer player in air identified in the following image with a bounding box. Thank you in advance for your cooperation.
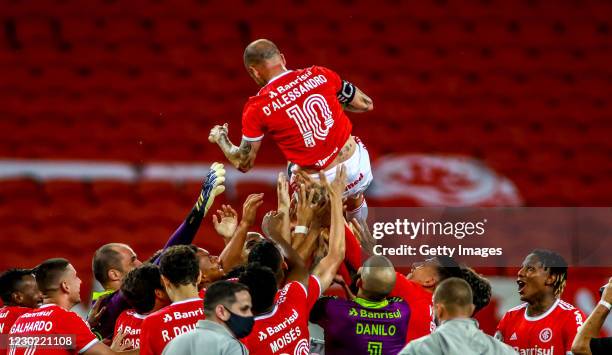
[8,258,136,354]
[88,162,225,340]
[311,255,411,355]
[138,246,205,355]
[209,38,374,225]
[495,249,586,354]
[113,264,171,350]
[0,268,43,335]
[237,167,347,355]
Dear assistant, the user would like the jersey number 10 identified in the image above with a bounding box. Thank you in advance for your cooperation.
[286,94,334,148]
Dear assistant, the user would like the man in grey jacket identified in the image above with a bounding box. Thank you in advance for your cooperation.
[400,278,517,355]
[162,281,253,355]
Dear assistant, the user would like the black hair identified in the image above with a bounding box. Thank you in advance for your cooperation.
[159,245,200,286]
[92,244,124,286]
[531,249,568,298]
[460,266,492,314]
[121,264,163,314]
[0,268,34,303]
[223,265,246,280]
[248,240,282,274]
[34,258,70,293]
[435,256,463,281]
[238,263,278,314]
[204,281,250,317]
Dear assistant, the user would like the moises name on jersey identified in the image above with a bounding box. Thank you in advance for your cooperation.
[244,282,311,355]
[496,299,585,355]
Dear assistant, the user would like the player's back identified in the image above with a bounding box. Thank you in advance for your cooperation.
[0,306,31,335]
[8,304,98,354]
[242,281,310,355]
[242,66,352,169]
[139,298,205,355]
[496,299,586,354]
[312,296,411,355]
[114,309,146,350]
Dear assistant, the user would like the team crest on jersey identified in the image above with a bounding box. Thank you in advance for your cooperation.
[293,339,309,355]
[539,328,553,342]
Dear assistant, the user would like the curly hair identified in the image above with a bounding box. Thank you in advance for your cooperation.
[459,266,492,314]
[121,264,164,314]
[532,249,568,298]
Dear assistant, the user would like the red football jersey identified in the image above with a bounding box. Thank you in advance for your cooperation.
[496,299,586,355]
[390,273,435,342]
[242,66,352,169]
[139,298,205,355]
[0,306,31,335]
[8,304,98,354]
[113,309,146,350]
[243,281,311,355]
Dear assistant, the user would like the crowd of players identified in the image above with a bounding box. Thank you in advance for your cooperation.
[2,39,612,354]
[1,161,610,354]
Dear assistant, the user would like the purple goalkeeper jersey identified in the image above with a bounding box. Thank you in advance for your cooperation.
[311,296,410,355]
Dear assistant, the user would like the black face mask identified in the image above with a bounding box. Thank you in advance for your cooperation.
[223,306,255,339]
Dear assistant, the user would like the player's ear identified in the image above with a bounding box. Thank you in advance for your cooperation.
[280,53,286,67]
[197,270,204,284]
[544,273,556,288]
[216,304,229,321]
[107,268,122,283]
[469,303,476,316]
[11,291,22,304]
[60,280,70,294]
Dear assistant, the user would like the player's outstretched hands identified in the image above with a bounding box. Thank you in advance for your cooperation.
[262,210,285,241]
[241,193,264,227]
[197,162,226,215]
[213,204,239,241]
[208,123,229,144]
[277,172,290,213]
[319,165,347,201]
[296,183,318,227]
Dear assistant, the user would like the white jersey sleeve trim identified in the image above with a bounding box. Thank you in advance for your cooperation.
[310,275,322,298]
[524,298,560,321]
[78,339,99,353]
[242,134,264,142]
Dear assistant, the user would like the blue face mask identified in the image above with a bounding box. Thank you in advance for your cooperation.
[223,306,255,339]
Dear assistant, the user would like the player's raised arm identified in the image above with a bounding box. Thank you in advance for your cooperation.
[312,165,347,292]
[337,80,373,113]
[208,123,261,173]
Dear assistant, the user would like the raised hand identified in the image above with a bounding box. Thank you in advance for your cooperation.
[241,193,264,227]
[296,184,318,227]
[208,123,229,144]
[213,204,239,241]
[277,172,290,213]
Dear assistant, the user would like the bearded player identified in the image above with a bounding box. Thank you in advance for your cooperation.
[209,39,374,224]
[495,249,586,354]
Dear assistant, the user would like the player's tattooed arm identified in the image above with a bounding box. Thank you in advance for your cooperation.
[344,87,374,113]
[209,123,261,173]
